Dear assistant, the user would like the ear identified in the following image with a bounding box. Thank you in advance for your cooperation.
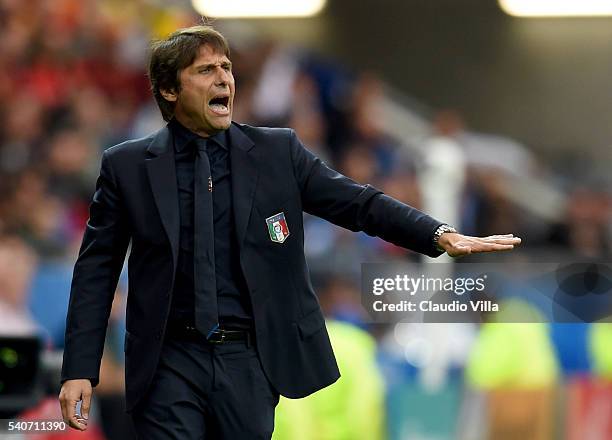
[160,88,178,102]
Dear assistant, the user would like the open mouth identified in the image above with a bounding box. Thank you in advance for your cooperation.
[208,95,230,115]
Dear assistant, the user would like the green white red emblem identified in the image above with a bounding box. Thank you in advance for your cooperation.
[266,212,290,243]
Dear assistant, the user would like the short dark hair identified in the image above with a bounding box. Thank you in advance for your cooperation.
[148,25,230,121]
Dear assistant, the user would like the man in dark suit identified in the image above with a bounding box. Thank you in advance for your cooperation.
[59,25,520,439]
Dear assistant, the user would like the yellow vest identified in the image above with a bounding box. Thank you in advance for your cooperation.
[273,320,386,440]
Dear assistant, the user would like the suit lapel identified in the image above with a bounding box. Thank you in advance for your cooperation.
[144,123,256,263]
[229,123,258,249]
[145,126,179,267]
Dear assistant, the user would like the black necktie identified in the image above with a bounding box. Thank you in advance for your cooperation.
[193,137,218,337]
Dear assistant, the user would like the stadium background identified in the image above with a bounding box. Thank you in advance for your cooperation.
[0,0,611,438]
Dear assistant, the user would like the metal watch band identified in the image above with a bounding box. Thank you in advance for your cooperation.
[433,224,458,251]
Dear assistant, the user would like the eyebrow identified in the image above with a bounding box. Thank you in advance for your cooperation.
[195,61,232,70]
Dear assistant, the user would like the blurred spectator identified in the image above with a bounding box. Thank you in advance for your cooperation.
[548,187,612,258]
[251,42,301,127]
[432,110,536,179]
[348,73,402,176]
[0,234,40,336]
[0,92,44,173]
[465,301,559,440]
[273,274,385,439]
[273,322,385,440]
[590,323,612,380]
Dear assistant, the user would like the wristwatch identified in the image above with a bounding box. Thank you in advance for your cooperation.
[433,224,458,252]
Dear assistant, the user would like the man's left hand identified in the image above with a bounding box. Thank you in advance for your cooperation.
[437,233,521,258]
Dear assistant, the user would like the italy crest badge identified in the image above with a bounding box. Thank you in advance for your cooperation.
[266,212,290,243]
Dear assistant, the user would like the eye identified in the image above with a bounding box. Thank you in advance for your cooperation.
[199,67,211,74]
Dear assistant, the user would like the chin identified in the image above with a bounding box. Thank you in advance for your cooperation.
[214,118,232,130]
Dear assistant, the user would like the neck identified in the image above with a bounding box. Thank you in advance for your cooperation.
[173,114,220,138]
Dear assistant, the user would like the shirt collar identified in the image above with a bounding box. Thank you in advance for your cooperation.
[169,117,229,152]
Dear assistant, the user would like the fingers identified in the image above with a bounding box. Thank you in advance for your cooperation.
[481,237,521,245]
[80,391,92,423]
[442,233,521,257]
[473,242,516,253]
[472,234,521,248]
[60,398,87,430]
[59,384,90,431]
[448,240,517,256]
[70,400,88,430]
[59,389,72,427]
[484,244,515,251]
[59,392,67,425]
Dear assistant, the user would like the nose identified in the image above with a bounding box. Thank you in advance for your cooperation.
[215,66,231,86]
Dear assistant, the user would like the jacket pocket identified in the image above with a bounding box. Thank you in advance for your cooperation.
[296,308,325,339]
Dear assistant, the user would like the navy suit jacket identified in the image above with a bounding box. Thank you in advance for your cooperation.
[61,122,444,412]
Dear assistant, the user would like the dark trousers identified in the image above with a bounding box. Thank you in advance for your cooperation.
[130,333,280,439]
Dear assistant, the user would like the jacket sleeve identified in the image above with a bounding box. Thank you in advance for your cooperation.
[288,129,445,258]
[60,149,131,387]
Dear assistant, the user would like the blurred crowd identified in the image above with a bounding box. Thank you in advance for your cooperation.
[0,0,611,439]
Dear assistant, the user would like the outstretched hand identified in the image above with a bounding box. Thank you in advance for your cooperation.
[437,233,521,258]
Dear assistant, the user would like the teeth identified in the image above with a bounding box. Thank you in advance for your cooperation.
[209,103,228,112]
